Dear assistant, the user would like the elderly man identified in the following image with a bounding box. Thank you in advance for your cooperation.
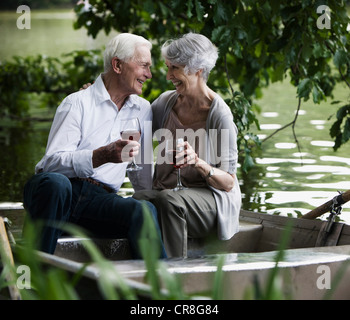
[23,33,166,259]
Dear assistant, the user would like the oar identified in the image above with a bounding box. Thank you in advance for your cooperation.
[0,217,21,300]
[302,189,350,220]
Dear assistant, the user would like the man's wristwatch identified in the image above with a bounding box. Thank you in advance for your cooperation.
[205,167,214,179]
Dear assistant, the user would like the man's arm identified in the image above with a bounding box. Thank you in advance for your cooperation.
[35,98,93,177]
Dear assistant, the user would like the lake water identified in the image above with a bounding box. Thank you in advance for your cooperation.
[1,9,350,223]
[0,9,118,60]
[244,79,350,223]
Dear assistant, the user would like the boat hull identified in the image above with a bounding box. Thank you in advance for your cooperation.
[2,205,350,299]
[49,210,350,299]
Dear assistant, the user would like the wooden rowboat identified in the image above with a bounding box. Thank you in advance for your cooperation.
[1,191,350,300]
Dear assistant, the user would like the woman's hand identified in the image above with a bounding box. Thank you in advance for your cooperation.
[176,141,235,192]
[176,141,198,167]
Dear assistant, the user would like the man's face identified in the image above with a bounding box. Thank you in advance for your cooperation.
[120,45,152,96]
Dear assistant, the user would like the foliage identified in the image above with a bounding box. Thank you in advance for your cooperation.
[0,51,103,119]
[330,104,350,150]
[73,0,350,161]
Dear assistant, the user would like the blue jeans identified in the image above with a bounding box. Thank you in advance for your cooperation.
[23,172,167,259]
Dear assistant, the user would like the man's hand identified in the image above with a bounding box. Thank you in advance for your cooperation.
[92,139,140,168]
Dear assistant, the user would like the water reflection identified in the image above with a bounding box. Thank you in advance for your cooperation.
[306,174,325,180]
[256,158,316,164]
[262,112,279,118]
[303,182,350,189]
[293,165,350,175]
[0,121,49,201]
[310,120,326,125]
[266,172,281,178]
[310,140,335,147]
[243,145,350,223]
[310,120,326,130]
[320,156,350,165]
[257,190,348,214]
[259,124,282,130]
[275,142,296,149]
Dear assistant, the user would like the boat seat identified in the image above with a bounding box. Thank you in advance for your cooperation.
[54,237,132,262]
[54,219,264,261]
[187,220,263,257]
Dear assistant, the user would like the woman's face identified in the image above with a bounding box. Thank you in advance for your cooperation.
[165,59,198,95]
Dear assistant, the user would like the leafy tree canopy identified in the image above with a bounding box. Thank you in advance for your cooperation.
[72,0,350,168]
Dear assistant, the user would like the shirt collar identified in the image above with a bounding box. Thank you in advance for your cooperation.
[93,74,111,105]
[123,94,141,110]
[93,74,141,111]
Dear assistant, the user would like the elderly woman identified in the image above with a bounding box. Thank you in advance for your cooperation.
[133,33,241,258]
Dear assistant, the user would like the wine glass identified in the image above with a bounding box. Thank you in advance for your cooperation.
[166,138,188,191]
[120,118,142,171]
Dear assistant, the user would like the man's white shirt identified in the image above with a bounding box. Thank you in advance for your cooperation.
[36,74,153,192]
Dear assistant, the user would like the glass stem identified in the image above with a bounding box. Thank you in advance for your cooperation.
[177,168,183,187]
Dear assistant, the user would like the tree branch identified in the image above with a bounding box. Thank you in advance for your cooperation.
[262,97,304,164]
[224,54,235,96]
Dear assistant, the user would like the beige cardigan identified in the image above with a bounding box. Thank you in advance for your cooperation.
[152,90,241,240]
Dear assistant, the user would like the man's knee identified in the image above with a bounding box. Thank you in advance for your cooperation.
[38,172,71,193]
[25,172,71,195]
[23,172,72,219]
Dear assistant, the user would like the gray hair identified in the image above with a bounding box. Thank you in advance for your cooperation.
[103,33,152,72]
[161,33,218,82]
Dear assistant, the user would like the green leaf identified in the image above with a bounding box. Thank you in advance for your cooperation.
[242,153,255,173]
[312,83,325,104]
[343,118,350,142]
[297,78,312,100]
[254,41,263,58]
[330,119,341,138]
[333,49,348,69]
[336,104,350,120]
[211,26,222,42]
[194,0,205,21]
[271,63,284,83]
[186,0,194,18]
[213,1,227,24]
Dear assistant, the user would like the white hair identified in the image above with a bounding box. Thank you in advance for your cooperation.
[161,33,218,82]
[103,33,152,72]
